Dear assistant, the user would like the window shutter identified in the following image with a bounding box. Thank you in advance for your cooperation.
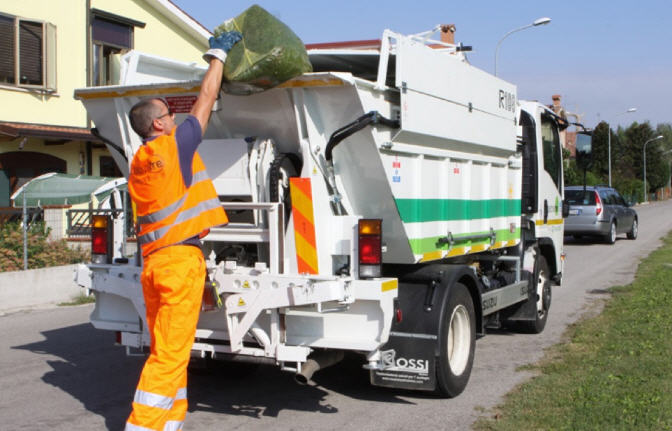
[45,22,56,91]
[91,16,131,48]
[19,20,43,86]
[0,15,15,84]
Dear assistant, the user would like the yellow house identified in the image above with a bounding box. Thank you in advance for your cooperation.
[0,0,211,240]
[0,0,209,205]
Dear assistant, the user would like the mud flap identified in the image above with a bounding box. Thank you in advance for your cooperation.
[370,333,437,391]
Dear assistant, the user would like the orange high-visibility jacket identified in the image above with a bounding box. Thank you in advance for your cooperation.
[128,127,228,256]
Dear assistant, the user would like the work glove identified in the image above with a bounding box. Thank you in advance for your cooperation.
[203,31,243,63]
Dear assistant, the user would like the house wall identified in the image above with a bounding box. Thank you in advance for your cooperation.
[0,0,208,129]
[93,0,207,62]
[0,1,89,127]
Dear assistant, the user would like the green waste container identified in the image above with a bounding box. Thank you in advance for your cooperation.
[215,5,313,94]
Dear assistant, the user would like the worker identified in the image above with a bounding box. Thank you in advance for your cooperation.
[124,30,242,431]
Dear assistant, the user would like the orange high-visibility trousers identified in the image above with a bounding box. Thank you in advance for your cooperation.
[126,245,205,431]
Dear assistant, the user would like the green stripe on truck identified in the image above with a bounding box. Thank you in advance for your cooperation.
[408,228,521,255]
[395,198,522,223]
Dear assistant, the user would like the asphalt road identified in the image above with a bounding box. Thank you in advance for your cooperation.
[2,200,671,431]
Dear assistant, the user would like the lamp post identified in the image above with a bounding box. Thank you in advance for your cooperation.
[494,17,551,76]
[606,108,637,186]
[643,135,664,203]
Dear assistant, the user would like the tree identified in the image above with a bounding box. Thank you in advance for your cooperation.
[590,122,610,182]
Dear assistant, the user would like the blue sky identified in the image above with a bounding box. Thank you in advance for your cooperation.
[172,0,671,129]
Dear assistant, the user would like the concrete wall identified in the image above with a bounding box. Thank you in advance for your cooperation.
[0,265,84,313]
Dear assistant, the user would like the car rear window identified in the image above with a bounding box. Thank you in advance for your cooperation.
[565,189,596,205]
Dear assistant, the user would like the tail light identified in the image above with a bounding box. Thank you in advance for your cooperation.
[594,191,603,216]
[92,215,112,263]
[358,219,382,278]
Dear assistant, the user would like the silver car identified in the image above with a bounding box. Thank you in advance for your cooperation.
[564,186,638,244]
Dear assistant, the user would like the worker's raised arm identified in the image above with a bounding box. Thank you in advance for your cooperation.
[190,31,242,136]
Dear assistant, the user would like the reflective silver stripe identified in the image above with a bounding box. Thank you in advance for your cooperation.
[175,387,187,400]
[163,420,184,431]
[136,170,210,225]
[137,195,186,225]
[191,169,209,184]
[125,422,155,431]
[133,389,173,410]
[138,197,222,246]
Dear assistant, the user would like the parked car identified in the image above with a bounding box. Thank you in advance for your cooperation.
[564,185,638,244]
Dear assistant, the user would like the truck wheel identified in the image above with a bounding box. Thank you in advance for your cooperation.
[605,221,617,244]
[518,255,551,334]
[436,282,475,397]
[627,219,638,240]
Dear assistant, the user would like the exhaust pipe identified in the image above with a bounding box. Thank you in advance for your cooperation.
[295,350,344,385]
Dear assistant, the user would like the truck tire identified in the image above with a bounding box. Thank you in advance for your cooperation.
[436,282,475,397]
[517,254,551,334]
[605,221,617,244]
[627,218,638,240]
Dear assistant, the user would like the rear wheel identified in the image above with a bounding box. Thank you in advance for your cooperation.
[436,283,475,397]
[627,219,638,240]
[605,221,617,244]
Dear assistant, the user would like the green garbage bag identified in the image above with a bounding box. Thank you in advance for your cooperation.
[214,5,313,94]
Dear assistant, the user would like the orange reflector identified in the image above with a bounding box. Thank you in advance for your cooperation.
[92,215,108,228]
[359,219,381,235]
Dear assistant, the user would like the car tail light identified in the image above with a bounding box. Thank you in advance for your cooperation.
[594,191,603,216]
[358,219,382,278]
[92,215,112,263]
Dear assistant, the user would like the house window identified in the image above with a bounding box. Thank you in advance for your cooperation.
[0,13,57,91]
[99,155,122,177]
[91,14,135,86]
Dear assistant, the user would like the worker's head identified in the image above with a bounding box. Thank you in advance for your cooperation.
[129,98,175,139]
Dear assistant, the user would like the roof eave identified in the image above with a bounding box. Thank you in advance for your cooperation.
[145,0,212,47]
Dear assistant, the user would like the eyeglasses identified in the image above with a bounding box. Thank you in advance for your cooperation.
[155,110,172,121]
[154,98,173,121]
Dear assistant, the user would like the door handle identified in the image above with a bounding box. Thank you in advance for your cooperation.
[544,199,548,223]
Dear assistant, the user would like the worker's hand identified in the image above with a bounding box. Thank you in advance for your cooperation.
[203,31,242,64]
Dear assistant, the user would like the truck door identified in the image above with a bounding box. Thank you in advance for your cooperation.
[536,112,564,272]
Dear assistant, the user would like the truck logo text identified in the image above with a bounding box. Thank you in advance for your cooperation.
[499,90,516,113]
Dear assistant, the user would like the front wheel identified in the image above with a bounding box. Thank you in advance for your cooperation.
[517,255,551,334]
[627,219,638,240]
[436,283,475,397]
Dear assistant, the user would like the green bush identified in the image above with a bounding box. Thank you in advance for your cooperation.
[0,221,89,272]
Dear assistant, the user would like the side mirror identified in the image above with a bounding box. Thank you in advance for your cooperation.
[562,199,570,218]
[575,131,593,171]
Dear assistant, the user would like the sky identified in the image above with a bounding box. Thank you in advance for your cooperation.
[171,0,672,129]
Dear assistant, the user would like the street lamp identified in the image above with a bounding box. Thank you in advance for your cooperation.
[494,17,551,76]
[643,135,664,203]
[606,108,637,186]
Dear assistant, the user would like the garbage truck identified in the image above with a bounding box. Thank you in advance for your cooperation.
[74,27,569,397]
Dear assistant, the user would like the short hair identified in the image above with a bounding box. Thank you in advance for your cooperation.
[129,98,162,139]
